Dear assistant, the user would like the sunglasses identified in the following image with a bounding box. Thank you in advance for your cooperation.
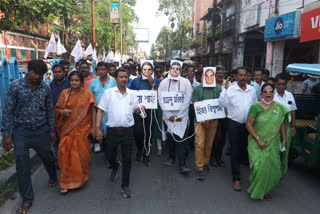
[262,90,274,94]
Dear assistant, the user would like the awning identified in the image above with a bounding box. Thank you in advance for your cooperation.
[285,64,320,76]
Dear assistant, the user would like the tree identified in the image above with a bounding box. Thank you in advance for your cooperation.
[157,0,192,24]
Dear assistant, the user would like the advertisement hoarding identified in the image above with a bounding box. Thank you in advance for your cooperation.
[133,28,149,42]
[110,2,120,24]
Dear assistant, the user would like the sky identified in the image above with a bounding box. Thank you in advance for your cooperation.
[133,0,169,55]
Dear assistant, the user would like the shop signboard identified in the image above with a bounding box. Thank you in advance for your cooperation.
[265,11,301,42]
[300,7,320,43]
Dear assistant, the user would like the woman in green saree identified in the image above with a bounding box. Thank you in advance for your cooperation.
[246,83,290,200]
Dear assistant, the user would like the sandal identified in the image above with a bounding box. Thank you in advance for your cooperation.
[60,189,68,194]
[48,177,58,187]
[16,202,32,214]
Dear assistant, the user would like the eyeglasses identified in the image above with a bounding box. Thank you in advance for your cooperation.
[262,90,274,94]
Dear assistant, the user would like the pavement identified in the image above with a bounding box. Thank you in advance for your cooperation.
[1,147,320,214]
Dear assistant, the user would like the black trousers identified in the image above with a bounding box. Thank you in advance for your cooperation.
[212,118,228,162]
[187,104,195,150]
[227,119,248,182]
[133,111,154,158]
[106,127,134,187]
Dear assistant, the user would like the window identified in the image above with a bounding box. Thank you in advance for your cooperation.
[21,50,26,60]
[1,48,4,58]
[196,23,200,35]
[11,49,17,58]
[31,50,35,59]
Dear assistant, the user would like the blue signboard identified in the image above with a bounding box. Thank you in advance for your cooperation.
[265,11,301,42]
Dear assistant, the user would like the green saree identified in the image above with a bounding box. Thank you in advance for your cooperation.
[247,102,290,199]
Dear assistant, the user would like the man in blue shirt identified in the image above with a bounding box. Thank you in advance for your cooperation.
[89,62,117,153]
[49,64,70,165]
[130,62,160,166]
[1,60,57,214]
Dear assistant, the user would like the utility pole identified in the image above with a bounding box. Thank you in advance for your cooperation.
[211,0,217,65]
[232,0,241,69]
[165,33,168,61]
[114,25,117,55]
[91,0,96,49]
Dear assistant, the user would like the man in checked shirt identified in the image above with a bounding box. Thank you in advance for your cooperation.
[1,60,57,214]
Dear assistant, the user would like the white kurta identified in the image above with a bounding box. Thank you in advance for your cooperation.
[158,77,192,138]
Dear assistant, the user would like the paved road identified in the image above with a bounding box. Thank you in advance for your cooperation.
[7,147,320,214]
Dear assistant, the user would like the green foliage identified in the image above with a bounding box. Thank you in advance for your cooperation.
[0,178,14,205]
[157,0,192,23]
[0,151,16,171]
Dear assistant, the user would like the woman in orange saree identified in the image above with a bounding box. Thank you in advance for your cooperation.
[55,71,97,194]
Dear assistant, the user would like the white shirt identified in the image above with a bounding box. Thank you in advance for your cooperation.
[158,77,193,138]
[219,83,258,124]
[98,87,138,127]
[274,89,297,122]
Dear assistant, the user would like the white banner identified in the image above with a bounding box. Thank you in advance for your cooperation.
[159,91,185,111]
[194,99,226,122]
[135,90,158,109]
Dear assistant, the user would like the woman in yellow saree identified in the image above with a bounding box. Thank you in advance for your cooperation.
[55,71,97,194]
[246,83,290,200]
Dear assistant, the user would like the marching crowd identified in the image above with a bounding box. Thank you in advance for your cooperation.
[1,57,312,214]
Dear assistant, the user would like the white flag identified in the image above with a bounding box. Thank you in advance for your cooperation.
[85,43,93,56]
[44,33,56,59]
[71,40,83,62]
[92,48,97,61]
[56,35,67,55]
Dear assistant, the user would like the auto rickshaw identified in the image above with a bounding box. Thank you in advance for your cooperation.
[285,64,320,166]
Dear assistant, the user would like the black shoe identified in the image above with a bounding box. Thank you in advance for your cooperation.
[196,170,205,180]
[143,156,151,167]
[110,166,119,181]
[121,186,131,198]
[179,167,192,174]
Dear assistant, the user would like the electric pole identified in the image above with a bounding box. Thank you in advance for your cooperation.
[91,0,96,49]
[120,0,123,65]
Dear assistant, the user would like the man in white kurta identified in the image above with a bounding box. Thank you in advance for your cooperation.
[158,61,193,173]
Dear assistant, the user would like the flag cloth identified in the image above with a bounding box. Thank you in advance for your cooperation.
[85,43,93,56]
[44,33,56,59]
[71,40,83,62]
[57,35,67,55]
[92,48,97,61]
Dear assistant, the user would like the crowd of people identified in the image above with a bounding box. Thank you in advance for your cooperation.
[2,57,317,214]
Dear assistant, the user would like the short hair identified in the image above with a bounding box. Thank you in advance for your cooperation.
[186,65,195,70]
[264,69,270,76]
[52,64,65,72]
[261,83,275,92]
[235,67,247,75]
[171,62,181,68]
[28,60,48,74]
[231,69,237,75]
[96,62,109,71]
[69,70,84,84]
[127,58,134,63]
[216,65,225,72]
[267,77,276,85]
[154,65,163,70]
[195,70,202,76]
[244,66,252,74]
[115,67,129,78]
[254,68,264,74]
[109,63,116,69]
[130,64,137,70]
[59,60,70,66]
[141,62,153,70]
[79,59,90,66]
[275,73,288,83]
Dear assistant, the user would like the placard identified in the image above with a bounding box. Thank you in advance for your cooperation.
[135,90,157,109]
[194,99,226,122]
[110,2,120,24]
[159,91,185,111]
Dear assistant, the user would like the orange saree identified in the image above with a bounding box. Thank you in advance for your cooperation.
[55,88,97,190]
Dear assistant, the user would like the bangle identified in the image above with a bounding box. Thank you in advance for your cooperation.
[95,126,100,130]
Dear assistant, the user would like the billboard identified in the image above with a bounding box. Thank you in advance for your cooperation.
[265,11,301,42]
[110,2,120,24]
[133,28,149,42]
[300,7,320,43]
